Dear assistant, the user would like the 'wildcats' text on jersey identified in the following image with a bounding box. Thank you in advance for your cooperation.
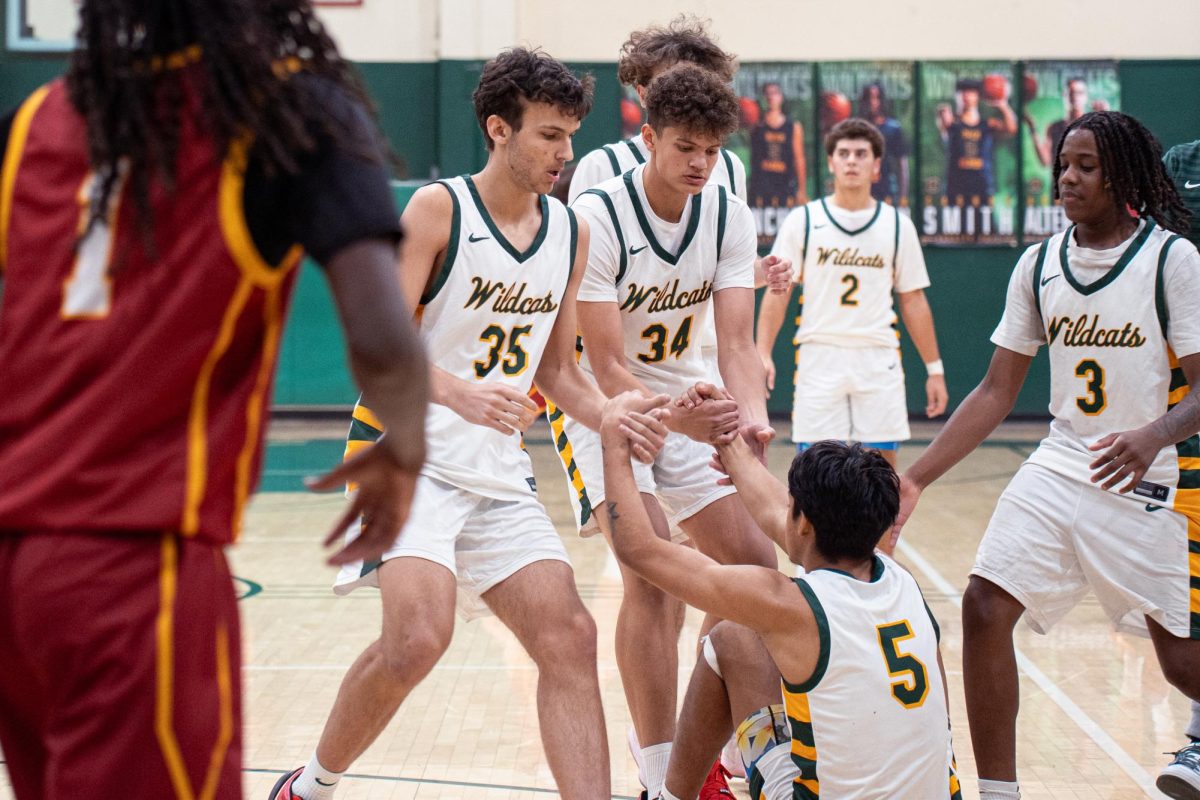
[572,164,756,397]
[771,197,930,349]
[992,220,1200,510]
[349,175,576,501]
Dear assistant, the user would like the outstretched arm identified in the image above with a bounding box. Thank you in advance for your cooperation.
[714,433,791,549]
[602,393,797,631]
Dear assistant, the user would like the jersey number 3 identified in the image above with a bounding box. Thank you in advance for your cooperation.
[877,620,929,709]
[1074,359,1106,415]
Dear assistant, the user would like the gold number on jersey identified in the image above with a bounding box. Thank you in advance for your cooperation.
[876,620,930,709]
[1074,359,1106,415]
[474,324,532,378]
[62,168,127,319]
[637,316,693,364]
[840,274,859,306]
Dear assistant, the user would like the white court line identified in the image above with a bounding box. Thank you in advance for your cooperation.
[896,538,1167,800]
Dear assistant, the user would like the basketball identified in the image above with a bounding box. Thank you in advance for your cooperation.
[739,95,761,127]
[1023,73,1039,101]
[983,73,1008,101]
[620,96,642,130]
[822,91,852,124]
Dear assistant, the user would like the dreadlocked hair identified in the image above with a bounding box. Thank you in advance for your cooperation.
[1052,110,1192,236]
[66,0,389,239]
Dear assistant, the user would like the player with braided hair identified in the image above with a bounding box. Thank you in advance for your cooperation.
[894,110,1200,800]
[0,1,429,797]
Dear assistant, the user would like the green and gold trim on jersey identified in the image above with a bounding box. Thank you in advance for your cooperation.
[583,187,629,284]
[782,578,830,799]
[820,197,882,237]
[1058,220,1153,296]
[463,174,549,263]
[420,181,461,306]
[546,402,592,526]
[623,169,702,265]
[1165,348,1200,639]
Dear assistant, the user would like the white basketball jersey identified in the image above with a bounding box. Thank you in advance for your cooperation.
[776,198,924,349]
[1020,222,1195,507]
[784,554,957,799]
[403,175,574,500]
[574,164,749,397]
[570,137,747,355]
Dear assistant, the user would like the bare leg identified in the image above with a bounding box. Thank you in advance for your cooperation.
[664,621,781,798]
[598,494,684,748]
[961,575,1026,782]
[314,558,456,771]
[679,494,777,570]
[1146,617,1200,703]
[482,559,609,800]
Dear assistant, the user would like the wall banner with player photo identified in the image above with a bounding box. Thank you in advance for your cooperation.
[1019,61,1120,240]
[918,61,1020,246]
[726,63,817,252]
[816,62,916,215]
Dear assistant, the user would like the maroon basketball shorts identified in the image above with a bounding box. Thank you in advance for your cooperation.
[0,530,242,799]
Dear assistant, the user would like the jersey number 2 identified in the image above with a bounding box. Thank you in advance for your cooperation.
[62,169,126,319]
[475,324,531,378]
[1074,359,1106,415]
[840,274,859,306]
[877,620,929,709]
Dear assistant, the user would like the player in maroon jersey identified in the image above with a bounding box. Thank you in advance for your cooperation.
[0,1,428,798]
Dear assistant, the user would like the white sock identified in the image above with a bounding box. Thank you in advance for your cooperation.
[292,753,343,800]
[628,726,647,787]
[978,778,1021,800]
[1188,700,1200,741]
[659,788,683,800]
[641,742,673,799]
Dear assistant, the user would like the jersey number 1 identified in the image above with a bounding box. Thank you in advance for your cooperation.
[62,168,126,319]
[877,620,929,709]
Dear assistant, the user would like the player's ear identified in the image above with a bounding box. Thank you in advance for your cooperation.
[486,114,512,148]
[641,123,656,153]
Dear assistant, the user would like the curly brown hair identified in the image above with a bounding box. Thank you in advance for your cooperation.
[616,15,736,88]
[473,48,595,151]
[824,118,886,159]
[644,63,739,141]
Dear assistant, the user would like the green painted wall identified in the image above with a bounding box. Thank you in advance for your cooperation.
[1,50,1195,415]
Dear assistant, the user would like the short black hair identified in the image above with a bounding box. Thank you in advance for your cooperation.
[824,118,885,160]
[787,441,899,561]
[473,48,595,151]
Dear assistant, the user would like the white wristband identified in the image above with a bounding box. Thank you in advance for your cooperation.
[925,359,945,376]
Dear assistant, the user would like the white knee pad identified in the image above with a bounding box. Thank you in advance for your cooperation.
[701,634,723,679]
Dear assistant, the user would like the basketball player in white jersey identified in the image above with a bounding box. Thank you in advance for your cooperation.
[756,118,948,469]
[562,63,777,797]
[599,392,961,800]
[893,112,1200,800]
[271,50,668,800]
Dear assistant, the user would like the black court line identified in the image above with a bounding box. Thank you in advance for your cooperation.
[246,767,638,798]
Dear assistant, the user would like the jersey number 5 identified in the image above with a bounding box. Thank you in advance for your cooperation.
[877,620,929,709]
[638,316,693,364]
[475,324,531,378]
[1074,359,1106,415]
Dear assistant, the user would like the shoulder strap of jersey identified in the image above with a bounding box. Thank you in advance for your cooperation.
[717,185,728,260]
[583,187,628,284]
[625,139,646,164]
[1030,238,1050,327]
[1155,234,1184,338]
[892,205,901,274]
[419,180,461,306]
[566,206,579,281]
[801,204,811,264]
[721,150,738,197]
[780,577,830,694]
[601,145,621,177]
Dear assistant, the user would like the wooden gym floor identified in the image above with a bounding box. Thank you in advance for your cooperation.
[0,420,1189,799]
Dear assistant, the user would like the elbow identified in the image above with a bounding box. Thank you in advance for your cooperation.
[349,321,427,388]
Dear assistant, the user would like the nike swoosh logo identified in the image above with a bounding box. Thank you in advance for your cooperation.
[1145,503,1166,512]
[1041,274,1060,286]
[315,778,337,786]
[813,223,827,229]
[887,363,898,370]
[468,233,490,243]
[1186,181,1200,189]
[629,245,648,255]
